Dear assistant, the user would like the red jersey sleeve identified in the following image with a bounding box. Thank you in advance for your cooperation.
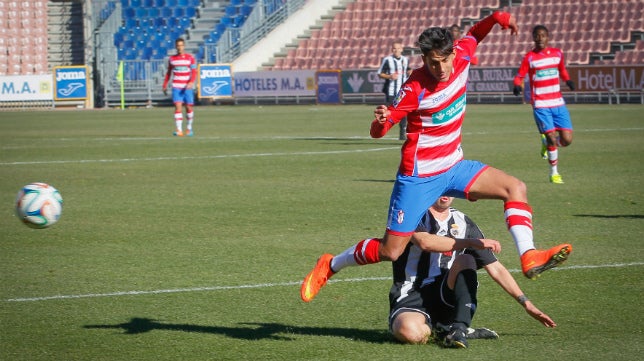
[163,60,173,88]
[558,50,571,82]
[514,53,531,86]
[189,56,197,83]
[467,11,511,43]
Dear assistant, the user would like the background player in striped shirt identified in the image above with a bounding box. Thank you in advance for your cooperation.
[513,25,575,184]
[301,12,572,304]
[378,41,411,140]
[390,196,557,348]
[162,38,197,137]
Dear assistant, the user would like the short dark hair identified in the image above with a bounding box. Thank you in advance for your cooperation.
[532,25,549,37]
[417,27,454,56]
[175,38,185,44]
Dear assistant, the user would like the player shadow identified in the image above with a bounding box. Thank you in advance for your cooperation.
[84,318,392,343]
[574,214,644,219]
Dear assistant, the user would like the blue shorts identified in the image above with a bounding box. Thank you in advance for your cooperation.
[172,88,194,105]
[533,105,572,134]
[386,160,488,235]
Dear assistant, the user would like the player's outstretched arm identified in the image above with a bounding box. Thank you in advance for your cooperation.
[484,261,557,328]
[411,232,501,253]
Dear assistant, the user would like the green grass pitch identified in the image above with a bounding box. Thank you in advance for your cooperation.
[1,104,643,360]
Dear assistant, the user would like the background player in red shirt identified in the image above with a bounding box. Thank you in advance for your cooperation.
[163,38,197,137]
[513,25,575,184]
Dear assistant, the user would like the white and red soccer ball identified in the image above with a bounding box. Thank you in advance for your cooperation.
[15,182,63,229]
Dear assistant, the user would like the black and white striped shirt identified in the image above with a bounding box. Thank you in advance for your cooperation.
[378,54,409,97]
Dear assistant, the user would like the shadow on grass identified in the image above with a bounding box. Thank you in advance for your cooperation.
[574,214,644,219]
[84,318,393,343]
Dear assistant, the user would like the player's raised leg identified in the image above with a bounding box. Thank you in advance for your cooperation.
[301,235,411,302]
[467,166,572,279]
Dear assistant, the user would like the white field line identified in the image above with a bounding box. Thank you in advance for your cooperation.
[2,127,642,165]
[0,147,400,166]
[5,262,644,303]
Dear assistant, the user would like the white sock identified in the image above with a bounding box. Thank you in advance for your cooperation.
[174,112,183,131]
[186,111,194,130]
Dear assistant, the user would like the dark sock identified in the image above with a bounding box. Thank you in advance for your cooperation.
[452,269,478,328]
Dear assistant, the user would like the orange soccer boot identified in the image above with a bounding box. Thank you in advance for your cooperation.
[300,254,335,302]
[521,244,572,279]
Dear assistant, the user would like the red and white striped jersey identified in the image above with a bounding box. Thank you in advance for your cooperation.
[514,47,571,108]
[163,53,197,89]
[371,37,477,177]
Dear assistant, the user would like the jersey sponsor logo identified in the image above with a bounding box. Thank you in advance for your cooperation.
[431,93,466,124]
[393,86,408,107]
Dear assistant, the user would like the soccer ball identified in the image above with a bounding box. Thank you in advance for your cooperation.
[15,182,63,229]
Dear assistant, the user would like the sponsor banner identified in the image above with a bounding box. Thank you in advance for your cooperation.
[466,67,518,93]
[316,70,342,104]
[569,65,644,91]
[342,69,385,94]
[233,70,315,96]
[198,64,233,98]
[0,74,53,101]
[54,66,89,100]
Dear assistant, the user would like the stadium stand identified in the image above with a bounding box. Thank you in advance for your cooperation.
[0,0,49,75]
[48,0,84,69]
[267,0,644,70]
[113,0,257,64]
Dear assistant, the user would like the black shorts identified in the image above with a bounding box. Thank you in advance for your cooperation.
[388,276,456,332]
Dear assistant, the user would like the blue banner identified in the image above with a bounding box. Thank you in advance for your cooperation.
[316,70,342,104]
[198,64,233,98]
[53,66,88,100]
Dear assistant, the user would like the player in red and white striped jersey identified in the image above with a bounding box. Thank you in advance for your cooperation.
[513,25,575,184]
[163,38,197,137]
[301,12,572,304]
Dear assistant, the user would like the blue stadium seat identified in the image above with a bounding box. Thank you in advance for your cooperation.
[179,17,191,29]
[231,0,242,6]
[225,5,237,17]
[161,6,172,17]
[219,16,231,27]
[154,0,166,7]
[124,48,138,60]
[186,7,196,18]
[123,7,135,18]
[135,7,147,18]
[114,32,124,46]
[173,7,185,18]
[130,0,141,7]
[240,4,253,17]
[232,15,244,28]
[141,47,154,60]
[125,18,138,28]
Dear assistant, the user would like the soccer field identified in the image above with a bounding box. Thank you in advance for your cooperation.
[1,104,643,361]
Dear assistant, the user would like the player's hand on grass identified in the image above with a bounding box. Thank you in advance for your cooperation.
[524,301,557,328]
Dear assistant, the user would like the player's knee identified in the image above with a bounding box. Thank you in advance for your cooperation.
[394,323,430,344]
[509,178,527,198]
[559,137,572,146]
[379,244,404,261]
